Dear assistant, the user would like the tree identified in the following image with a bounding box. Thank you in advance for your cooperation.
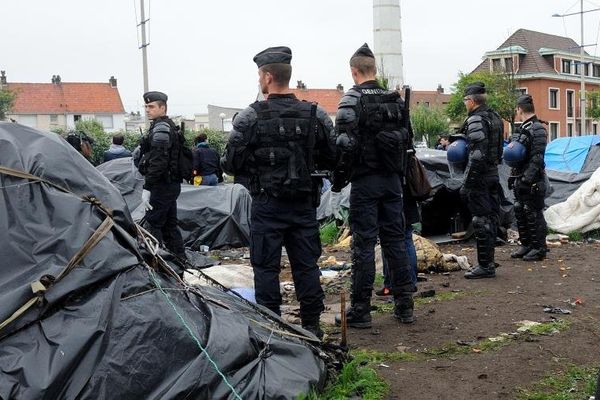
[410,105,450,147]
[445,71,518,127]
[0,89,16,120]
[587,90,600,121]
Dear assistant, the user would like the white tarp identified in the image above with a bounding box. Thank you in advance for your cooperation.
[544,167,600,234]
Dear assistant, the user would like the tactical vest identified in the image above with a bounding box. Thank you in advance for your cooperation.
[249,100,317,198]
[476,107,504,167]
[358,91,409,173]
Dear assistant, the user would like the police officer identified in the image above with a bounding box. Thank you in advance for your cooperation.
[331,43,416,328]
[505,94,548,261]
[138,91,186,261]
[221,46,336,338]
[459,82,504,279]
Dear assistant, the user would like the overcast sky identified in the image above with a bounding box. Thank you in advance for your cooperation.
[3,0,600,116]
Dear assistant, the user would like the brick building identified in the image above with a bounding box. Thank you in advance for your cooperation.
[473,28,600,139]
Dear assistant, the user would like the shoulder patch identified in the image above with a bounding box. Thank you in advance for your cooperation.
[338,90,361,108]
[232,106,258,132]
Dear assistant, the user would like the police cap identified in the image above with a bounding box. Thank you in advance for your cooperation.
[253,46,292,68]
[143,91,168,104]
[352,43,375,59]
[464,82,486,96]
[517,94,533,107]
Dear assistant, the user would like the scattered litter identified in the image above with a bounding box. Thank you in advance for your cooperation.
[396,345,410,353]
[516,320,542,332]
[488,334,509,342]
[543,306,572,315]
[378,363,390,368]
[472,348,482,353]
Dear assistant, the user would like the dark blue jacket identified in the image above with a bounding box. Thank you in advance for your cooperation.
[103,145,132,163]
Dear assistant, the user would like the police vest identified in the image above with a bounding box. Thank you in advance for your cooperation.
[467,107,504,167]
[358,91,409,173]
[249,100,317,198]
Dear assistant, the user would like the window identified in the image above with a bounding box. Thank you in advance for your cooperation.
[549,122,559,141]
[568,123,573,137]
[575,61,582,76]
[424,101,430,108]
[593,64,600,77]
[549,88,559,109]
[562,59,572,74]
[594,124,598,134]
[74,115,82,122]
[492,58,502,72]
[50,115,58,123]
[504,57,513,72]
[585,63,590,76]
[516,88,528,95]
[96,115,114,129]
[19,115,37,128]
[567,90,575,118]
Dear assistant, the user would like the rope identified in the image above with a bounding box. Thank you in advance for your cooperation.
[147,268,243,400]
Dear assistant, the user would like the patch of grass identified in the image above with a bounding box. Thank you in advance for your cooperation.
[352,349,419,363]
[298,354,389,400]
[526,319,571,336]
[373,273,385,288]
[373,290,484,314]
[517,364,599,400]
[320,221,339,246]
[567,231,584,242]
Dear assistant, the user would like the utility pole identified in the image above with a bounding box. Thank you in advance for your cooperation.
[139,0,149,94]
[580,0,586,135]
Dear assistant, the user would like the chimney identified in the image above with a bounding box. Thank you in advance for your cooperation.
[296,80,306,90]
[336,83,344,92]
[0,71,6,88]
[53,75,61,84]
[51,75,56,84]
[109,76,117,87]
[437,84,444,94]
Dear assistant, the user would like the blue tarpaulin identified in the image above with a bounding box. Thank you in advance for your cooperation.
[545,135,600,173]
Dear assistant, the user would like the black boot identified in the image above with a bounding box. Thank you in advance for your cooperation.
[301,321,324,339]
[466,216,497,279]
[464,264,495,279]
[394,295,415,324]
[335,303,372,329]
[511,245,531,258]
[522,248,547,261]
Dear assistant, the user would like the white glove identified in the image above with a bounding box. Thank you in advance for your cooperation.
[141,189,153,211]
[330,191,342,220]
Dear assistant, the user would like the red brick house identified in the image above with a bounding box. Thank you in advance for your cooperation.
[1,72,126,132]
[473,28,600,139]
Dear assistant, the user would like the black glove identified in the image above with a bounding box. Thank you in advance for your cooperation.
[507,176,516,190]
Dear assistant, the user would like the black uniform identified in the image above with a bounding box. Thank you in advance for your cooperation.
[221,93,336,329]
[460,101,504,277]
[509,115,548,260]
[139,114,186,259]
[333,77,416,325]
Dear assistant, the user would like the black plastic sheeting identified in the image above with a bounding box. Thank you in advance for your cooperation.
[0,122,327,399]
[98,158,251,250]
[318,148,515,236]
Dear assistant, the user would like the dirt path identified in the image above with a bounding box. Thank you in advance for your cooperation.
[325,242,600,399]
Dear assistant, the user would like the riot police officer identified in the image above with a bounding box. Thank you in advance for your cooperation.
[504,94,548,261]
[331,43,416,328]
[458,82,504,279]
[221,46,336,338]
[138,91,186,261]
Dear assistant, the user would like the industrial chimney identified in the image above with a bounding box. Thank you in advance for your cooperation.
[373,0,404,89]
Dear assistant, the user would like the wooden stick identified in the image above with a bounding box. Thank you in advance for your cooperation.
[340,291,347,347]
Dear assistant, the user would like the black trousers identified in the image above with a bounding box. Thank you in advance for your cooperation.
[513,177,547,249]
[145,183,185,257]
[349,173,416,303]
[250,194,324,324]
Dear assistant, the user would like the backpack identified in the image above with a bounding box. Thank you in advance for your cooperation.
[138,120,193,183]
[249,100,317,198]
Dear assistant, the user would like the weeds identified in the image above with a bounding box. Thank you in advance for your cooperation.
[298,353,389,400]
[517,364,599,400]
[320,221,339,246]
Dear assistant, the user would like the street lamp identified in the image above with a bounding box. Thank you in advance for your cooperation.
[219,112,226,132]
[553,4,600,135]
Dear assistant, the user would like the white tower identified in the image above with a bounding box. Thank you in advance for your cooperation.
[373,0,404,89]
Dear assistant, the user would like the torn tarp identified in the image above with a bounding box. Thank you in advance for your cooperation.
[0,122,327,399]
[98,157,252,249]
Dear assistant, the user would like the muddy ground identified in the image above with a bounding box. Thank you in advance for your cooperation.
[215,240,600,399]
[324,241,600,399]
